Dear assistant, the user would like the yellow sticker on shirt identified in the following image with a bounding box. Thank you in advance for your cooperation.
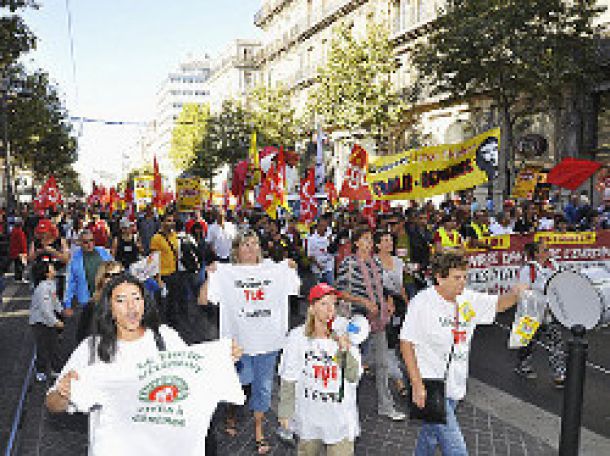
[459,301,476,323]
[515,316,540,344]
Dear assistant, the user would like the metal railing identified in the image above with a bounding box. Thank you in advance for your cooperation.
[254,0,293,27]
[255,0,363,65]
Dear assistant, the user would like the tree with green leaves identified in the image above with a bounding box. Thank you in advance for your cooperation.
[247,83,300,147]
[308,21,405,151]
[208,99,251,165]
[0,0,37,71]
[169,103,210,172]
[410,0,606,198]
[188,117,223,188]
[2,65,78,189]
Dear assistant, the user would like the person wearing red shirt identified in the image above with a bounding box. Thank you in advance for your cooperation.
[9,218,28,282]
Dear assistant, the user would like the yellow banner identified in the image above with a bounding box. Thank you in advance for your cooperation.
[176,178,202,212]
[512,167,546,199]
[368,129,500,200]
[134,175,153,211]
[535,231,597,245]
[464,234,511,252]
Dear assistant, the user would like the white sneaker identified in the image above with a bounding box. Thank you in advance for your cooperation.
[380,410,406,421]
[35,372,48,382]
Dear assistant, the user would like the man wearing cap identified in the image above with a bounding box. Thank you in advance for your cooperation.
[278,283,362,455]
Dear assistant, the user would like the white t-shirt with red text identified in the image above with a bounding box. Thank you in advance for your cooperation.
[208,261,300,355]
[400,287,497,400]
[279,326,361,444]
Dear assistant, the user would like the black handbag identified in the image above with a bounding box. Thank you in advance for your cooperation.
[409,334,456,424]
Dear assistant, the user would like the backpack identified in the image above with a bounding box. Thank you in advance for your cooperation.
[179,236,202,274]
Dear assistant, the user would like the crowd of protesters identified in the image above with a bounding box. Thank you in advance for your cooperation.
[0,185,608,455]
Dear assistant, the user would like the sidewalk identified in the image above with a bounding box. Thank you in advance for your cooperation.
[2,276,559,456]
[15,361,557,455]
[0,278,35,455]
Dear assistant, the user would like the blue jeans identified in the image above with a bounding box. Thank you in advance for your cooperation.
[415,399,467,456]
[237,351,278,413]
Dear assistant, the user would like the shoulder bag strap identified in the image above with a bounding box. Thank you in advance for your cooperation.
[161,232,179,269]
[443,303,459,381]
[153,327,166,352]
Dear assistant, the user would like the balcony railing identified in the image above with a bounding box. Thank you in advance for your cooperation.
[391,2,444,38]
[255,0,364,66]
[254,0,293,27]
[211,54,259,75]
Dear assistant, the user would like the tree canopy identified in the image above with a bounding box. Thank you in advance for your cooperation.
[410,0,606,195]
[247,83,300,147]
[308,21,405,148]
[2,65,78,190]
[169,103,210,171]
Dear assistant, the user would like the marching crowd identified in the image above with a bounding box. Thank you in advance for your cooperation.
[0,187,608,456]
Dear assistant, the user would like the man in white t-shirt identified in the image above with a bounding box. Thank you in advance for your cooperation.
[400,251,527,456]
[307,218,335,285]
[206,211,236,262]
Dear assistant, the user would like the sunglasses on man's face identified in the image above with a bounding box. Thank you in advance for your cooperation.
[105,271,122,279]
[82,239,94,244]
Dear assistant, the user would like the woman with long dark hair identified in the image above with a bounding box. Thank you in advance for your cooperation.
[46,272,242,455]
[45,274,187,453]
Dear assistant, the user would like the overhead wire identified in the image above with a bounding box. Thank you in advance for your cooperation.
[64,0,83,137]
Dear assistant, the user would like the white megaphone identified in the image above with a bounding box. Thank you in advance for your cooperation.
[331,315,370,346]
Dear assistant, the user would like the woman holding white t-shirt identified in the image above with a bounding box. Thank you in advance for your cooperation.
[278,283,361,456]
[199,228,300,455]
[46,273,242,456]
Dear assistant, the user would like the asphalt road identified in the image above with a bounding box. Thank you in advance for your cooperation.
[470,307,610,438]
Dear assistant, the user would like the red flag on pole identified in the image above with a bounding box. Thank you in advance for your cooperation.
[325,181,338,207]
[299,168,317,224]
[546,157,602,191]
[153,155,163,208]
[34,176,63,213]
[340,144,372,200]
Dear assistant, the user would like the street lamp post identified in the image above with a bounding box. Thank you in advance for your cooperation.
[0,79,13,241]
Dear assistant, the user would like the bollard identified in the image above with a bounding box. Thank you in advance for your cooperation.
[559,324,588,456]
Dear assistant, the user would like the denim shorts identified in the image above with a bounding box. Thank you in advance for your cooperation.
[237,351,279,413]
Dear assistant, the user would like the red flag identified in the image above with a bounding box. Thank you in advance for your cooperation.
[232,160,249,197]
[325,181,338,207]
[34,176,63,213]
[257,164,285,218]
[546,158,602,191]
[340,144,372,200]
[300,168,317,224]
[153,155,163,208]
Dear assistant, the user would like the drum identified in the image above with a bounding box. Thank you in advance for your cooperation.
[580,267,610,327]
[545,269,610,330]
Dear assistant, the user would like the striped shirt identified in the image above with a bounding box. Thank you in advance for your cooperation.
[336,255,384,313]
